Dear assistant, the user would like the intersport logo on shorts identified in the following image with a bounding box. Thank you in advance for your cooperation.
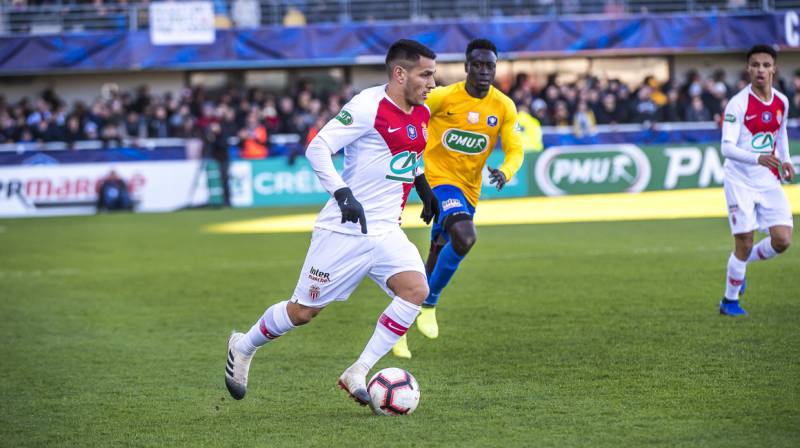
[441,128,490,155]
[535,144,651,196]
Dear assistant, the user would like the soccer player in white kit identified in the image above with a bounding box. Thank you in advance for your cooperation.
[719,45,795,316]
[224,39,440,406]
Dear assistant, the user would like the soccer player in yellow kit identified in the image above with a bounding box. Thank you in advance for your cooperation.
[393,39,524,358]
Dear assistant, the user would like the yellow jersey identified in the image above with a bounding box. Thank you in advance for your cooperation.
[424,81,523,206]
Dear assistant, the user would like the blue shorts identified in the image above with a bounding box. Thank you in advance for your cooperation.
[430,185,476,243]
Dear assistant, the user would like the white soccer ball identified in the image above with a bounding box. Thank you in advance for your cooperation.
[367,368,420,416]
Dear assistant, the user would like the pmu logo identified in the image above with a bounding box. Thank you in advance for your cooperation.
[751,132,775,153]
[441,128,490,155]
[534,144,651,196]
[385,151,419,183]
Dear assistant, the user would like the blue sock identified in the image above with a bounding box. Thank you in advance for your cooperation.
[424,242,464,307]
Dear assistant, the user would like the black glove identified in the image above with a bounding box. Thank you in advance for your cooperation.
[487,165,507,191]
[333,187,367,234]
[414,174,439,225]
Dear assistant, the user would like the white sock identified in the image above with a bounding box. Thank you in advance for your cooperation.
[357,297,421,370]
[747,237,778,263]
[236,300,295,356]
[725,253,747,301]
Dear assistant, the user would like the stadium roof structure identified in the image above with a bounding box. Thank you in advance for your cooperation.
[0,9,797,74]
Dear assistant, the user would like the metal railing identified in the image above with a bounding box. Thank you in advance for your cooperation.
[0,0,787,35]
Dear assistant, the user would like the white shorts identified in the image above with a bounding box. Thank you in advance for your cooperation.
[724,181,793,235]
[290,227,426,307]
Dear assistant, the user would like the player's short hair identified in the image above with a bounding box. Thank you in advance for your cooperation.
[385,39,436,76]
[466,39,497,59]
[746,44,777,62]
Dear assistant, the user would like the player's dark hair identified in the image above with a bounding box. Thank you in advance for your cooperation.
[746,44,777,62]
[385,39,436,76]
[466,38,497,60]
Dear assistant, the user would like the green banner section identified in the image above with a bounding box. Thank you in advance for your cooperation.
[225,142,799,207]
[528,142,800,196]
[232,150,528,207]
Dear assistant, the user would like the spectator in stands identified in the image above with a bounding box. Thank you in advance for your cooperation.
[0,111,16,143]
[147,106,170,138]
[553,100,570,127]
[277,96,300,134]
[531,98,552,126]
[572,100,597,138]
[96,170,132,212]
[63,115,85,148]
[685,95,711,122]
[204,121,232,206]
[789,69,800,118]
[595,93,624,125]
[239,111,268,159]
[121,111,145,140]
[632,85,658,125]
[659,88,682,122]
[100,121,122,148]
[516,103,543,152]
[34,117,60,142]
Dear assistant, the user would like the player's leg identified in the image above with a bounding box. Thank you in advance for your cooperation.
[391,227,444,358]
[225,229,370,400]
[720,181,756,316]
[419,186,476,337]
[748,186,793,263]
[425,235,446,276]
[740,187,794,299]
[352,230,427,392]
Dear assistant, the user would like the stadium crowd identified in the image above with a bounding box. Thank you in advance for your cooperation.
[2,68,800,155]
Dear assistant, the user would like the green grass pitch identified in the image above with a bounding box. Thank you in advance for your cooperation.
[1,208,798,447]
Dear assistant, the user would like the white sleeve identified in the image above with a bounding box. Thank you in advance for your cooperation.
[721,98,759,165]
[315,94,374,154]
[776,98,791,163]
[721,141,760,165]
[306,137,348,195]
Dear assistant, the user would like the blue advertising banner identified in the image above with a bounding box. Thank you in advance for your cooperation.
[1,12,797,73]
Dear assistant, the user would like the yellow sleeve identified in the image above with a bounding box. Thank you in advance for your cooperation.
[425,86,448,116]
[498,99,524,180]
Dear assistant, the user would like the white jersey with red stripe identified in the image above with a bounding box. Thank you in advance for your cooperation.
[313,85,430,235]
[721,84,790,190]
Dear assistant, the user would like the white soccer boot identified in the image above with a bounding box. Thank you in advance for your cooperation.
[224,332,253,400]
[337,361,370,406]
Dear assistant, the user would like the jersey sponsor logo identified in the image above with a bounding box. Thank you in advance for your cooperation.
[335,110,353,126]
[745,114,757,121]
[467,111,480,124]
[388,126,401,133]
[385,150,420,182]
[777,110,783,124]
[514,121,523,132]
[534,144,651,196]
[441,128,490,155]
[421,122,428,141]
[406,124,418,140]
[442,198,463,211]
[308,266,331,283]
[487,115,498,127]
[724,113,736,123]
[750,132,775,153]
[762,111,772,123]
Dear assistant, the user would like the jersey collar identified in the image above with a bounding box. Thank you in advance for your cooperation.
[747,83,774,105]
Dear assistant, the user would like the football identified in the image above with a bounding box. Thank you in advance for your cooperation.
[367,368,420,416]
